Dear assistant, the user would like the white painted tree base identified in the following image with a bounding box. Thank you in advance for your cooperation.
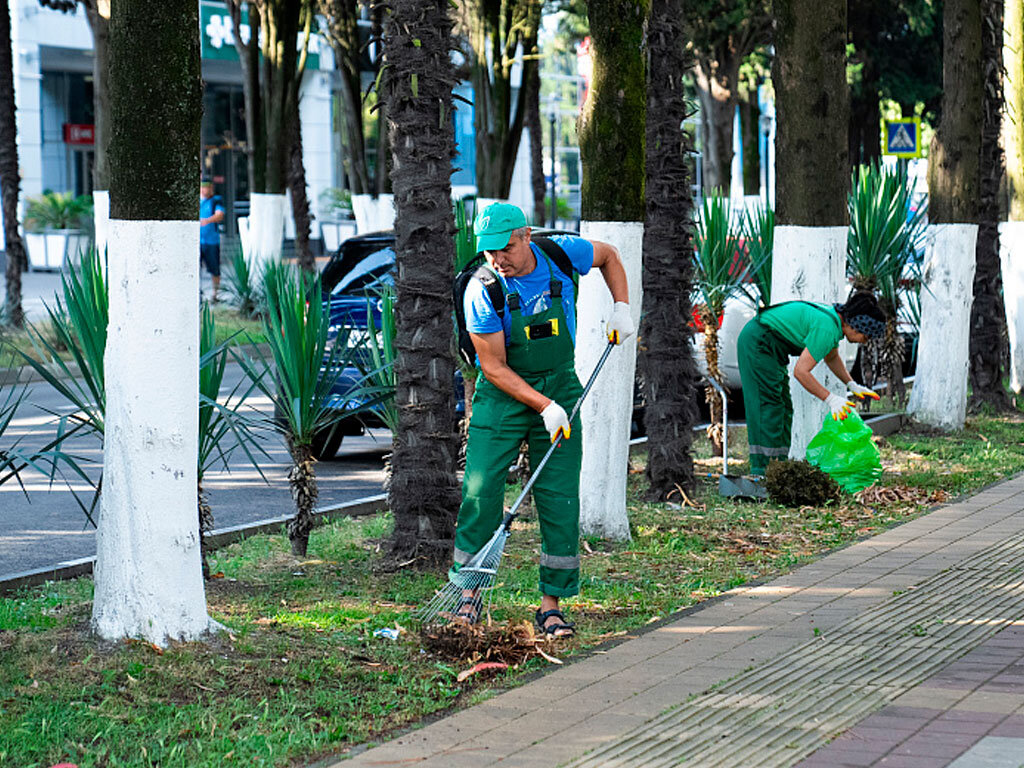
[770,226,850,460]
[1000,221,1024,393]
[92,219,217,645]
[576,220,644,541]
[246,193,288,266]
[908,223,977,430]
[351,193,395,234]
[92,189,109,263]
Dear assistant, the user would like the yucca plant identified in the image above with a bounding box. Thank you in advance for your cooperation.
[23,191,93,232]
[361,284,398,434]
[224,247,262,319]
[197,304,267,577]
[847,163,927,404]
[0,374,33,494]
[694,196,755,453]
[233,261,380,556]
[743,202,775,307]
[17,248,107,520]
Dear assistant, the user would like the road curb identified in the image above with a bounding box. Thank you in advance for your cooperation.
[0,492,388,596]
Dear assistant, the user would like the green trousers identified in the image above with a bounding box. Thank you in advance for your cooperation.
[737,318,794,475]
[452,367,583,597]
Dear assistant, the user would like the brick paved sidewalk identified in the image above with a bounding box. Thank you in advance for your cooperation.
[332,474,1024,768]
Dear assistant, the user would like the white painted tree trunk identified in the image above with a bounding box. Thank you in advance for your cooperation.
[246,192,288,266]
[575,221,644,541]
[92,189,109,263]
[351,193,395,234]
[92,219,216,646]
[908,224,978,429]
[1000,221,1024,393]
[770,226,849,460]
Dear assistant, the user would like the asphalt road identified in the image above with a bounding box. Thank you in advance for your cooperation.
[0,364,391,580]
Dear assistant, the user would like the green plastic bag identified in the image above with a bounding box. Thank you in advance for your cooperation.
[805,412,882,493]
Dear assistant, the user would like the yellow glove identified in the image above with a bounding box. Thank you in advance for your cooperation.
[824,392,855,421]
[540,401,571,442]
[607,302,634,345]
[847,380,880,401]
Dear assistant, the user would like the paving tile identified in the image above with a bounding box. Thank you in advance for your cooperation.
[891,686,969,710]
[875,756,951,767]
[946,736,1024,768]
[987,715,1024,738]
[954,691,1024,715]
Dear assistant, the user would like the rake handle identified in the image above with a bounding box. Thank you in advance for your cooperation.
[499,340,617,532]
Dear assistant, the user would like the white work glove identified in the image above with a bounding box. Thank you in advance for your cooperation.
[540,400,571,443]
[846,380,880,401]
[607,302,634,345]
[824,392,855,421]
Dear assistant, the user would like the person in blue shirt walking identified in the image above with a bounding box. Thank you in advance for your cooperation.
[199,180,225,302]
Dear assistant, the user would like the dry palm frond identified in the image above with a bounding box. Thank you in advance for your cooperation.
[854,485,948,507]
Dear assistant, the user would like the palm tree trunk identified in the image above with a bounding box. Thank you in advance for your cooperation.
[0,0,25,328]
[969,0,1011,412]
[287,440,319,556]
[287,101,316,272]
[198,480,214,579]
[383,0,461,564]
[640,0,700,500]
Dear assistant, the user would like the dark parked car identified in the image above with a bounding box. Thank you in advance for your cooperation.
[314,227,648,459]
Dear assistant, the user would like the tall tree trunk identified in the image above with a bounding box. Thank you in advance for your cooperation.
[771,0,850,460]
[320,0,372,195]
[1003,0,1024,393]
[911,0,983,430]
[848,85,881,168]
[95,0,212,644]
[577,1,646,541]
[464,0,541,199]
[695,56,741,195]
[373,6,393,195]
[738,81,761,196]
[383,0,461,563]
[84,2,111,256]
[525,28,546,225]
[0,0,25,328]
[288,95,315,272]
[969,0,1010,411]
[229,1,265,194]
[641,0,700,500]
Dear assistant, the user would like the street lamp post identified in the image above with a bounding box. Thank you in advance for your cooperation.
[547,95,558,227]
[759,112,772,203]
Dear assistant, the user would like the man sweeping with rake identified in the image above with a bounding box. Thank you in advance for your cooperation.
[452,202,632,638]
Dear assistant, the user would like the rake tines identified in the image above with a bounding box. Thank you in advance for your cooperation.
[417,527,509,626]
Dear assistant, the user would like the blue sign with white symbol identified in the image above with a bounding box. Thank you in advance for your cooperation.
[883,118,922,158]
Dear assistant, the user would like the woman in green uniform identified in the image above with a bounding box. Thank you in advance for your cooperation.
[737,291,886,476]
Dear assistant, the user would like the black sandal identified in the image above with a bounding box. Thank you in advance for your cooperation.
[454,595,482,624]
[535,608,576,638]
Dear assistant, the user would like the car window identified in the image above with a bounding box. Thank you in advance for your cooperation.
[330,247,395,295]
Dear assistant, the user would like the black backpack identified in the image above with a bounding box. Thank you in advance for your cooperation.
[453,236,577,367]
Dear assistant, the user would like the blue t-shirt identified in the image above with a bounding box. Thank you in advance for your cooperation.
[464,235,594,345]
[199,195,224,246]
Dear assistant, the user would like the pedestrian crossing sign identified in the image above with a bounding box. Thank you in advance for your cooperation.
[883,118,922,158]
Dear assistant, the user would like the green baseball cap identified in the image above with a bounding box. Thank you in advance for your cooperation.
[474,202,527,252]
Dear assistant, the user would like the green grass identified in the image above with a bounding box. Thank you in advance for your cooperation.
[3,410,1024,767]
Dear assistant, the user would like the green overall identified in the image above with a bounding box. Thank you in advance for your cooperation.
[736,302,842,475]
[452,256,584,597]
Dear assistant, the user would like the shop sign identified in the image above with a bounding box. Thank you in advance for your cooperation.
[201,1,322,69]
[63,123,94,146]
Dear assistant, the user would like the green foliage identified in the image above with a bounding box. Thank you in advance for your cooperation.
[224,247,263,320]
[16,249,108,520]
[542,195,574,222]
[742,202,774,306]
[198,305,266,483]
[23,191,93,232]
[847,163,926,310]
[0,372,35,493]
[233,262,381,448]
[764,460,841,507]
[453,198,478,274]
[319,187,353,218]
[361,285,398,434]
[694,196,757,314]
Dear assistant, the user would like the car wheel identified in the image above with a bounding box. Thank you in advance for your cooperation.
[311,426,344,461]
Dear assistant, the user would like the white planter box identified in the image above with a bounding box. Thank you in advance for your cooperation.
[25,229,89,271]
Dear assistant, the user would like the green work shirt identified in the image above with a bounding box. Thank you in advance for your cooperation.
[759,301,843,362]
